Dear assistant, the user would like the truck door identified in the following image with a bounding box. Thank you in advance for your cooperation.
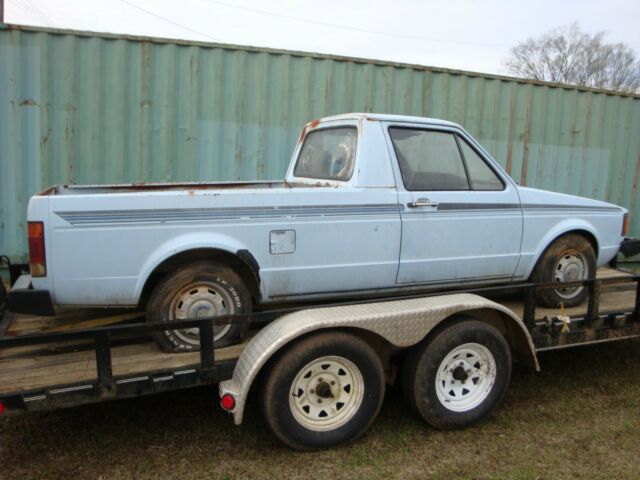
[384,124,522,284]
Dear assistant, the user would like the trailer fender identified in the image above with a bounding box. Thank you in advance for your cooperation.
[219,293,538,425]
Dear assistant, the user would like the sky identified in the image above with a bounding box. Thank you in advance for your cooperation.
[3,0,640,77]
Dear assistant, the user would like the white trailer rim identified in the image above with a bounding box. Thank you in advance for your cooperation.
[289,355,364,432]
[435,343,496,412]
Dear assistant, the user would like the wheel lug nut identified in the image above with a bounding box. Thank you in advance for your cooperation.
[318,377,323,382]
[310,389,315,394]
[318,399,322,403]
[330,381,335,385]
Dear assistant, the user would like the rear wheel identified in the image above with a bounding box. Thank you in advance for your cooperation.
[261,331,385,450]
[531,233,596,308]
[403,318,511,430]
[146,262,251,352]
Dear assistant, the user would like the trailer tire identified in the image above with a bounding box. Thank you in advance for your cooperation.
[403,318,511,430]
[260,331,385,451]
[147,262,250,352]
[531,233,596,308]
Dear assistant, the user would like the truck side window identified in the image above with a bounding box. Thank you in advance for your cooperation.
[294,127,357,181]
[457,137,504,191]
[389,128,469,191]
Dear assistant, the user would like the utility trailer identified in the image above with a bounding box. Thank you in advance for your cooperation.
[1,268,640,450]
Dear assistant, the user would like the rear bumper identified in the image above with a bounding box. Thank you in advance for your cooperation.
[6,274,55,316]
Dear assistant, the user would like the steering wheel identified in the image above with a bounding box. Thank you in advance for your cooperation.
[330,153,346,177]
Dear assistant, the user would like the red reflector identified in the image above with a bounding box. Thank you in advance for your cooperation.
[622,213,629,236]
[220,394,236,411]
[28,222,46,277]
[0,402,5,415]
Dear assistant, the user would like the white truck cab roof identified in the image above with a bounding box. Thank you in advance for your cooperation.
[286,113,469,188]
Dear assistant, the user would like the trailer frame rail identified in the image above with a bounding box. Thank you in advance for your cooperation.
[1,274,639,412]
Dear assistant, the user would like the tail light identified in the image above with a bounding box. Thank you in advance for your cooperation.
[220,393,236,411]
[622,213,629,236]
[28,221,46,277]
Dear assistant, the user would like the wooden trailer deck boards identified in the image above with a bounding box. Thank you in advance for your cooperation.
[0,307,249,395]
[0,341,246,395]
[504,267,635,319]
[0,268,636,396]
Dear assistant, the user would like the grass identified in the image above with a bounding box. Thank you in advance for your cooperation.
[1,339,639,479]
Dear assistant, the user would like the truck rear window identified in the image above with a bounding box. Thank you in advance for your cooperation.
[294,127,357,182]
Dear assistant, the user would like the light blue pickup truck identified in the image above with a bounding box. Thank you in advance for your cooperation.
[14,113,628,351]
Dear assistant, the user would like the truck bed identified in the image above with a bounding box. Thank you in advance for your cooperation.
[0,268,636,396]
[45,180,286,196]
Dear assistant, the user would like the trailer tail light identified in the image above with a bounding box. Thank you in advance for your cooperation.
[0,402,5,415]
[28,221,46,277]
[622,213,629,236]
[220,393,236,411]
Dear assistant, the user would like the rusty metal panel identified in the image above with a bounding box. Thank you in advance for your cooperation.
[1,24,639,261]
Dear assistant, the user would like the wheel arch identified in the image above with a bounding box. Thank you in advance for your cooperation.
[219,293,539,425]
[137,247,261,308]
[526,223,600,279]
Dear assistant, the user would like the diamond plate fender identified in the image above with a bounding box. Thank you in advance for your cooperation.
[219,293,538,424]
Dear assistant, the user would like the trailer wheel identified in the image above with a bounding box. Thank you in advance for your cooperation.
[146,262,251,352]
[531,233,596,307]
[261,331,385,451]
[403,318,511,430]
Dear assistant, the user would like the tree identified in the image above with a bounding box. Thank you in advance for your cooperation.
[505,23,640,93]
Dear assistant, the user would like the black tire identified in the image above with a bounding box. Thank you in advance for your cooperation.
[402,318,511,430]
[531,233,596,308]
[260,331,385,451]
[146,262,251,352]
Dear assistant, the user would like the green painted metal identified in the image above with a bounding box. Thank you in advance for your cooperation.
[1,25,639,262]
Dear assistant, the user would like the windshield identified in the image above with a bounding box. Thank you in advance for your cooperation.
[293,127,357,181]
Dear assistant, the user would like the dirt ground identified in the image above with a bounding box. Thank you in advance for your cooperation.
[0,337,638,480]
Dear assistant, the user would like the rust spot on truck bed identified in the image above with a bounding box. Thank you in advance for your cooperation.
[60,180,285,193]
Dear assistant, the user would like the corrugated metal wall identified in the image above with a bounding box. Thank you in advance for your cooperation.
[1,25,639,261]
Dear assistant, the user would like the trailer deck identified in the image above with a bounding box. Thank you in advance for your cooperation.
[0,267,639,410]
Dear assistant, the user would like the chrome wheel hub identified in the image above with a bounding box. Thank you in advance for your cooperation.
[169,283,233,345]
[553,250,588,299]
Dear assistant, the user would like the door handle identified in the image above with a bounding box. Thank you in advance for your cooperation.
[407,198,439,208]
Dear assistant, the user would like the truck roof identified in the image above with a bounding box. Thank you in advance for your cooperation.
[314,112,461,128]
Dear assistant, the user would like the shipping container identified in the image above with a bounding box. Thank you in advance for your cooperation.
[1,23,639,261]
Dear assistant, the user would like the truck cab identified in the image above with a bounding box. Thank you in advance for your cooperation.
[282,113,523,292]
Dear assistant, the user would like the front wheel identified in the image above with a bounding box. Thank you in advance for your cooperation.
[260,331,385,450]
[146,262,251,352]
[531,233,596,308]
[402,318,511,430]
